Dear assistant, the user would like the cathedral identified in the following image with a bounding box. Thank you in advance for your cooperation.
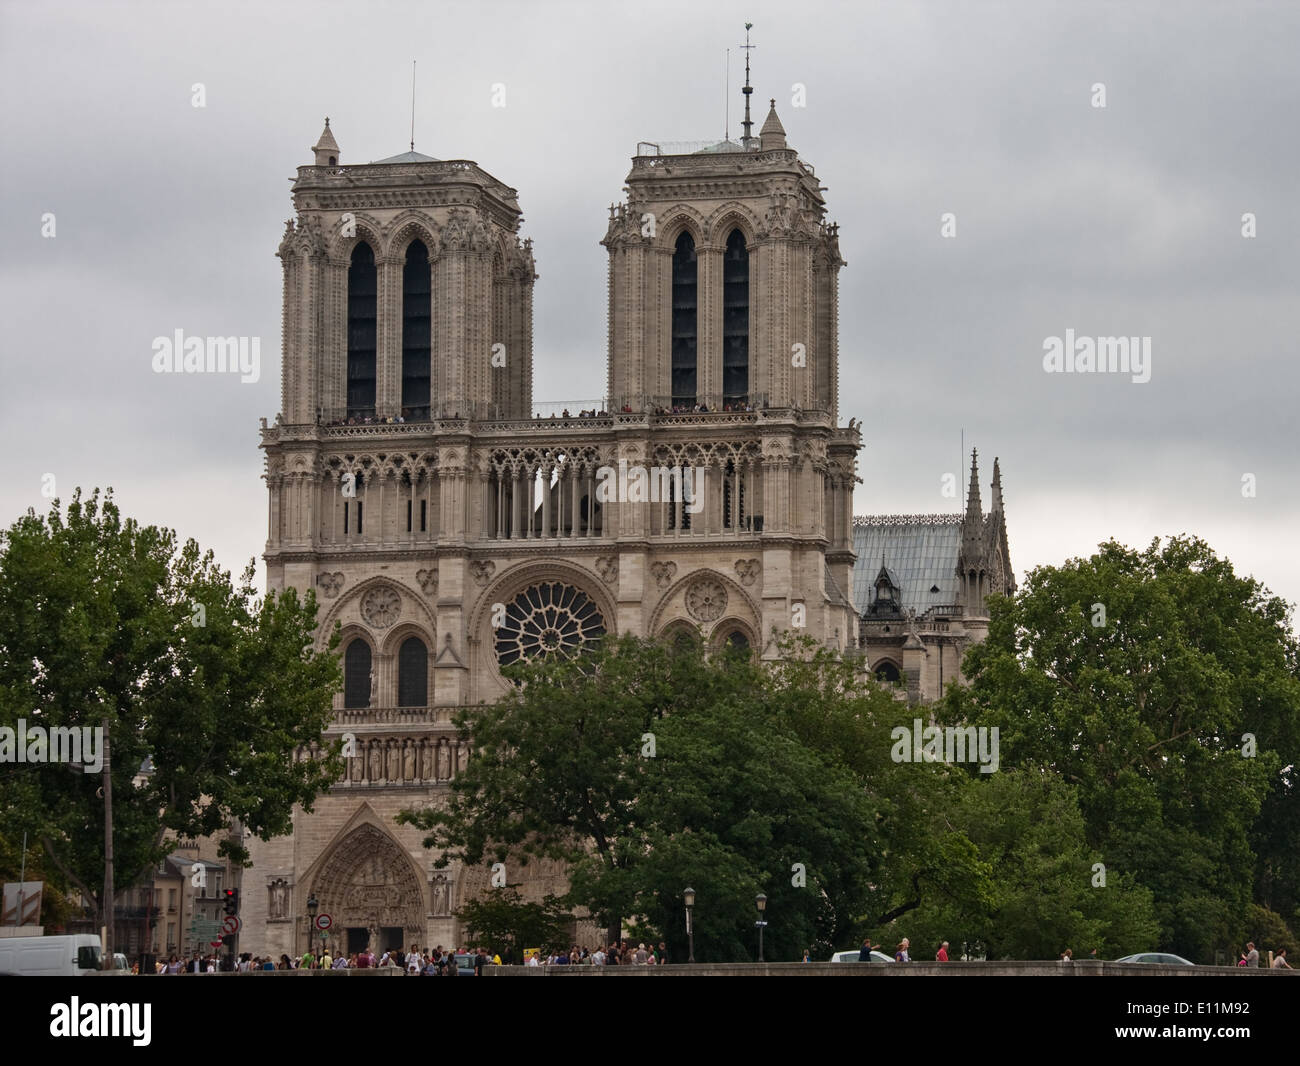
[243,84,1013,958]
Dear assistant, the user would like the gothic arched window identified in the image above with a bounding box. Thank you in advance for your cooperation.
[722,228,749,405]
[343,638,372,708]
[397,636,428,707]
[347,243,377,419]
[402,240,431,420]
[875,660,901,684]
[671,232,698,407]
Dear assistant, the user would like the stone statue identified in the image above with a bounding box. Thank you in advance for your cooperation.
[269,880,287,919]
[350,750,362,782]
[403,740,415,781]
[432,875,448,915]
[387,740,400,782]
[457,741,469,775]
[420,740,434,781]
[437,741,450,781]
[368,741,381,782]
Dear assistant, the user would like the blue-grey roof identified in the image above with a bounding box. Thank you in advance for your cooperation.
[370,150,441,164]
[852,515,964,614]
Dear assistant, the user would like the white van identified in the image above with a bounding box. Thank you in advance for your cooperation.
[0,934,106,976]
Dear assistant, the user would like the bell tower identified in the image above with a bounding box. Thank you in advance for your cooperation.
[602,93,845,417]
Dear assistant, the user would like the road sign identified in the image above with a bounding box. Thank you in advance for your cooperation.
[315,913,333,931]
[221,915,242,936]
[210,940,223,948]
[189,918,224,939]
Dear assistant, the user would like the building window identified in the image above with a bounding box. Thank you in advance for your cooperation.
[344,639,372,708]
[420,499,427,532]
[495,582,606,668]
[168,889,176,913]
[402,240,431,420]
[407,499,413,533]
[671,232,697,407]
[722,228,749,404]
[347,243,377,419]
[875,661,901,683]
[397,637,428,707]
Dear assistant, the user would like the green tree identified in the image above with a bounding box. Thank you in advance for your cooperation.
[941,536,1300,960]
[0,489,343,943]
[400,633,899,962]
[456,886,572,962]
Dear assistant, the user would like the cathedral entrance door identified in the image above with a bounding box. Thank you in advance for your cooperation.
[346,927,369,955]
[381,927,404,953]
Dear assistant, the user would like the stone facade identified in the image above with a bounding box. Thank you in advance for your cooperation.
[244,102,862,958]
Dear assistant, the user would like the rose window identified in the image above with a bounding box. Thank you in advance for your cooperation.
[361,585,401,628]
[685,578,728,622]
[495,582,607,667]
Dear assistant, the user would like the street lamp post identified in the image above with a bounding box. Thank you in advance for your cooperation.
[684,888,695,964]
[755,893,768,963]
[306,893,318,967]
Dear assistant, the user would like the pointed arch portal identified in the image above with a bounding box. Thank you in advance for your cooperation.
[309,823,426,956]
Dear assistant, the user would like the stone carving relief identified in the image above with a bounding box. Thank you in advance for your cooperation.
[311,825,424,940]
[734,559,760,587]
[594,556,619,584]
[361,585,401,628]
[686,577,728,622]
[651,561,677,590]
[416,568,438,596]
[341,736,465,787]
[470,560,496,586]
[317,572,345,598]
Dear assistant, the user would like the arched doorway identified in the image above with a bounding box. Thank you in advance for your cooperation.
[308,823,426,958]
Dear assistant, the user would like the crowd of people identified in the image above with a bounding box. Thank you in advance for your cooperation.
[525,941,669,966]
[151,945,501,974]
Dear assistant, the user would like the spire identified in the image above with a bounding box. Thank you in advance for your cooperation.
[759,98,786,149]
[991,457,1004,515]
[312,118,340,166]
[965,448,982,524]
[740,23,755,147]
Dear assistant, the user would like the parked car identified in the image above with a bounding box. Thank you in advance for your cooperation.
[1114,953,1195,966]
[829,949,895,963]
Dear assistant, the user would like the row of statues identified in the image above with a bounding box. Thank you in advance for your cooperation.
[349,736,469,784]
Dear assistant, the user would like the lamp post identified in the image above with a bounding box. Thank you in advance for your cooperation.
[755,893,767,963]
[683,888,695,964]
[306,893,318,967]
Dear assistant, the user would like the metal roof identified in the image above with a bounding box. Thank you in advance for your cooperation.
[370,150,441,164]
[851,515,965,615]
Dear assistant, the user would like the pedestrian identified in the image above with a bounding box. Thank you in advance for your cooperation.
[1060,948,1073,963]
[858,938,873,962]
[895,938,910,963]
[936,941,949,962]
[1245,942,1259,968]
[658,941,669,965]
[1271,949,1291,969]
[802,948,811,963]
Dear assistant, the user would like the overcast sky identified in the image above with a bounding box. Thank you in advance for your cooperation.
[3,0,1298,618]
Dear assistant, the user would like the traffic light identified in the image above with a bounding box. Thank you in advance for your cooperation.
[223,888,239,917]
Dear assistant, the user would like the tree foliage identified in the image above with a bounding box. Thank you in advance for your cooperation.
[0,489,344,923]
[940,535,1300,960]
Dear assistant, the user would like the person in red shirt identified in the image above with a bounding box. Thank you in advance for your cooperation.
[936,941,949,962]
